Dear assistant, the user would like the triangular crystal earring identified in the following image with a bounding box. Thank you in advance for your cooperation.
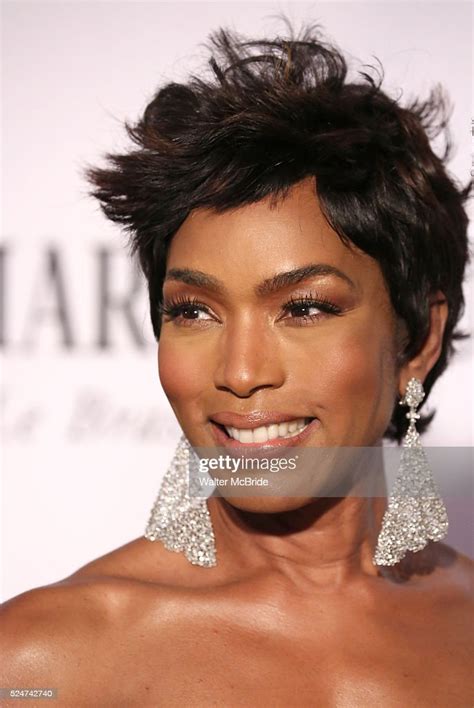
[373,376,449,566]
[144,433,217,567]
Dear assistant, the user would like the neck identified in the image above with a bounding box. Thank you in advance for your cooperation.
[207,445,389,587]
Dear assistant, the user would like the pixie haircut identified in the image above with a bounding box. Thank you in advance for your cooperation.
[85,21,471,444]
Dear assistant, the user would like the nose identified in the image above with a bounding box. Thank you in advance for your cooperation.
[213,316,285,397]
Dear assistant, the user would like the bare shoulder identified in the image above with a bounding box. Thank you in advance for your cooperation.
[0,575,140,706]
[0,541,182,708]
[0,537,213,687]
[0,535,182,648]
[66,534,222,589]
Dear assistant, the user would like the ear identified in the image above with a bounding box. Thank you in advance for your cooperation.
[397,290,448,398]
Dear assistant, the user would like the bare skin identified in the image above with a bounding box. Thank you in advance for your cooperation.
[1,177,473,707]
[1,528,473,707]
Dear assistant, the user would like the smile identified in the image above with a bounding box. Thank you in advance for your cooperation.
[210,414,320,449]
[223,417,313,443]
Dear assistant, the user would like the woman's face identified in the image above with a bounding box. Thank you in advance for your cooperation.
[158,177,401,508]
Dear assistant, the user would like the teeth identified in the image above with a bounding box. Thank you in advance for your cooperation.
[224,417,312,443]
[267,424,279,440]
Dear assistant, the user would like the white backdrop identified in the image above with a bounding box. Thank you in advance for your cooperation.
[1,1,472,602]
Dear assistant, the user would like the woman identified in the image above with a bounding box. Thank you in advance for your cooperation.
[1,21,473,707]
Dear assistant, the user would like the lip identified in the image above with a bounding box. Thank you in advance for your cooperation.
[209,416,320,449]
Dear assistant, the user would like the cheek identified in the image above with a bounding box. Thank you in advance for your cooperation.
[158,338,208,404]
[317,347,376,414]
[305,321,397,438]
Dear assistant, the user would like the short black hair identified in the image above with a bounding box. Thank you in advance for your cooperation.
[84,19,471,444]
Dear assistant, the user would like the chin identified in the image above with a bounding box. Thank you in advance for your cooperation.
[222,495,315,514]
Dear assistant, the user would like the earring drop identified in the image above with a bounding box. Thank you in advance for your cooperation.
[144,433,217,567]
[373,377,449,566]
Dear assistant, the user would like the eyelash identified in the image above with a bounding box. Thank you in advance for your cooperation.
[158,292,342,326]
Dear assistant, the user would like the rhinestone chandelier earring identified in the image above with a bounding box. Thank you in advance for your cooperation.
[373,376,449,567]
[144,433,217,567]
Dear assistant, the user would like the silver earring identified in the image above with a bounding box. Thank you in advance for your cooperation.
[144,433,217,567]
[373,376,449,566]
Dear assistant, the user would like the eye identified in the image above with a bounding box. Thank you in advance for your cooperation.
[281,293,342,324]
[159,292,343,328]
[159,295,215,326]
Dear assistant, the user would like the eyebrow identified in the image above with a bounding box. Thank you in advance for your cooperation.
[164,263,356,296]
